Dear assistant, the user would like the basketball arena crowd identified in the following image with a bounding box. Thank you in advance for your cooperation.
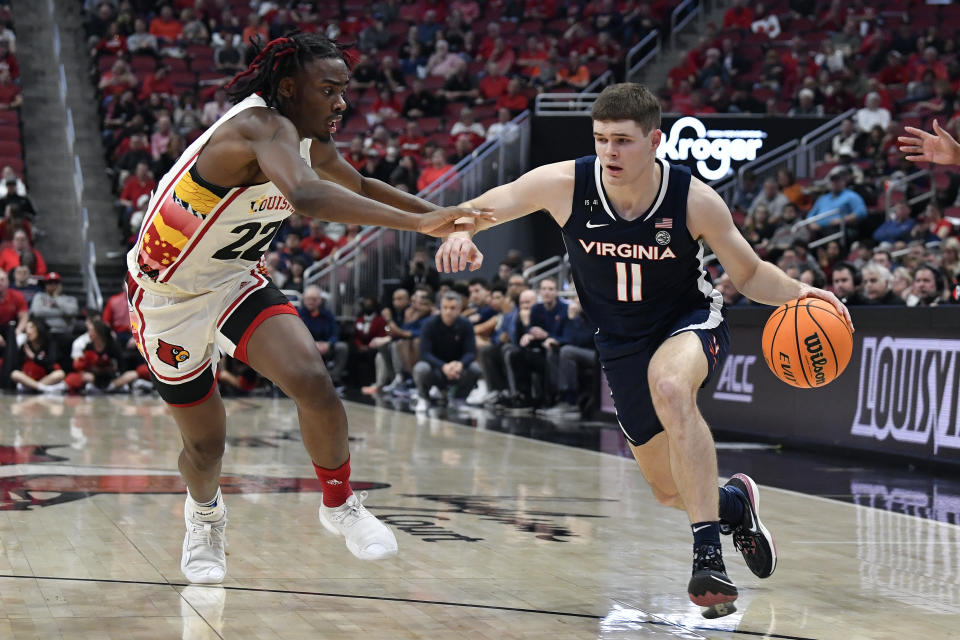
[1,0,959,416]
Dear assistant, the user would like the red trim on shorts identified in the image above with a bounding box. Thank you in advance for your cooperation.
[160,186,249,283]
[217,272,266,328]
[152,358,212,383]
[167,377,217,407]
[233,303,299,364]
[135,150,201,248]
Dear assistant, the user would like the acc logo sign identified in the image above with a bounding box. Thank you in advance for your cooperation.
[712,354,756,403]
[657,117,766,181]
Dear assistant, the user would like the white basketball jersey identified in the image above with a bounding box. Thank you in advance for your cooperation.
[126,94,312,296]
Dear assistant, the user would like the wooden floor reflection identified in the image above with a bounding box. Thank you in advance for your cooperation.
[0,393,957,639]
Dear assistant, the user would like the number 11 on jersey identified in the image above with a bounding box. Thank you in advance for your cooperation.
[615,262,642,301]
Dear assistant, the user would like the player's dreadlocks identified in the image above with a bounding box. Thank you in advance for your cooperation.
[224,33,350,109]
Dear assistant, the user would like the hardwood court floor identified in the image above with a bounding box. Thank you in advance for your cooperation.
[0,393,957,639]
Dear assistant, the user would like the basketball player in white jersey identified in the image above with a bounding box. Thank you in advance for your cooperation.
[899,118,960,166]
[126,33,491,583]
[437,84,853,616]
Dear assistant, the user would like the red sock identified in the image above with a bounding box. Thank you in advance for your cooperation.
[313,457,354,508]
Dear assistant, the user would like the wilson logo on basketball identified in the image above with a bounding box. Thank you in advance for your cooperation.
[156,339,189,368]
[804,333,828,386]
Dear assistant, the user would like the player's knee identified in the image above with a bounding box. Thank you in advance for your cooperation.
[284,360,336,403]
[650,374,690,414]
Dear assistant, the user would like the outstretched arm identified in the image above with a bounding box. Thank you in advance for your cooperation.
[898,119,960,166]
[251,117,492,236]
[310,138,439,213]
[436,161,575,272]
[688,178,854,330]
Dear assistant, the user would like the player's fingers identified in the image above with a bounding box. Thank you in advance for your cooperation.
[441,242,454,273]
[457,241,470,272]
[932,118,942,133]
[902,126,928,137]
[435,244,445,272]
[470,247,484,271]
[905,155,926,162]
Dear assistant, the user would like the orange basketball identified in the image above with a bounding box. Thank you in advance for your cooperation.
[761,298,853,389]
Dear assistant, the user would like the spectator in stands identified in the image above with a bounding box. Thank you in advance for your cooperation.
[478,287,532,406]
[805,166,867,235]
[861,263,904,305]
[292,288,344,387]
[140,66,176,103]
[30,272,77,339]
[497,78,529,117]
[417,149,455,192]
[0,167,25,198]
[540,293,595,418]
[723,0,753,30]
[855,92,891,134]
[127,17,158,57]
[905,264,945,307]
[377,55,405,93]
[891,266,913,300]
[0,66,18,112]
[486,107,520,142]
[438,64,478,103]
[789,88,823,117]
[463,278,495,325]
[214,37,243,74]
[366,87,402,127]
[873,202,915,244]
[9,317,65,394]
[0,37,17,81]
[181,8,209,46]
[397,120,426,160]
[150,114,173,160]
[732,171,760,213]
[98,59,137,99]
[0,230,46,275]
[402,78,442,119]
[426,40,464,78]
[715,272,748,307]
[0,268,27,339]
[749,177,790,220]
[358,15,390,53]
[389,155,420,193]
[506,273,527,304]
[149,5,183,46]
[742,204,776,252]
[9,265,40,306]
[450,106,485,141]
[446,136,473,164]
[516,36,549,80]
[831,262,866,305]
[556,51,590,91]
[301,220,337,262]
[201,88,231,127]
[400,249,441,294]
[412,292,481,412]
[829,119,858,161]
[117,162,155,225]
[240,13,268,51]
[478,61,509,104]
[65,319,144,395]
[349,296,387,386]
[0,172,32,216]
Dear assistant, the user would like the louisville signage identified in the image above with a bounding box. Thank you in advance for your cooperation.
[691,307,960,466]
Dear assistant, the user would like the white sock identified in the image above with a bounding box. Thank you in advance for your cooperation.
[186,488,225,522]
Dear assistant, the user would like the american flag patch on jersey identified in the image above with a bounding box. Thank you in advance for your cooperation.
[654,218,673,229]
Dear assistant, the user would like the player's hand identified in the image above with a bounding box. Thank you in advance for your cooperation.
[435,235,484,273]
[797,286,854,333]
[898,119,960,166]
[416,207,495,238]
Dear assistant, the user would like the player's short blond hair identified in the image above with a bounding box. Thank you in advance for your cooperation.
[591,83,661,136]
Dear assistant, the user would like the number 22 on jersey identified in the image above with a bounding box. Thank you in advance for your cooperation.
[615,262,642,302]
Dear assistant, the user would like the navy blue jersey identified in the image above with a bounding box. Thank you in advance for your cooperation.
[560,156,722,352]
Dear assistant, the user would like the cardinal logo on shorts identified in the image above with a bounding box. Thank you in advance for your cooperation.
[156,339,190,368]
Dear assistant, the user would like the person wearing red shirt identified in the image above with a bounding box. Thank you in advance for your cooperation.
[102,290,134,347]
[0,38,18,81]
[397,121,427,159]
[555,51,590,91]
[344,136,366,171]
[516,36,549,78]
[0,269,27,344]
[0,67,20,110]
[0,229,46,276]
[300,219,338,261]
[417,148,456,192]
[98,59,138,98]
[722,0,754,30]
[477,22,501,61]
[118,162,156,213]
[92,22,127,59]
[478,62,509,102]
[496,78,529,115]
[878,51,909,87]
[349,296,387,386]
[138,66,175,101]
[149,5,184,43]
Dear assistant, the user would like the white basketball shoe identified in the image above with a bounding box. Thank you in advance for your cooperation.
[319,491,398,560]
[181,493,227,584]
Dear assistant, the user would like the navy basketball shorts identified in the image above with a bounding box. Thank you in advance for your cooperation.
[599,307,730,447]
[126,273,297,406]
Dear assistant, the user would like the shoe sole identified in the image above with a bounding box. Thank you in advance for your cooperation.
[730,473,778,578]
[319,508,398,561]
[688,572,738,607]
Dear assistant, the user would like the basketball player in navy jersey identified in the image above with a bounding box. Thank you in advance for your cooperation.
[437,83,853,616]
